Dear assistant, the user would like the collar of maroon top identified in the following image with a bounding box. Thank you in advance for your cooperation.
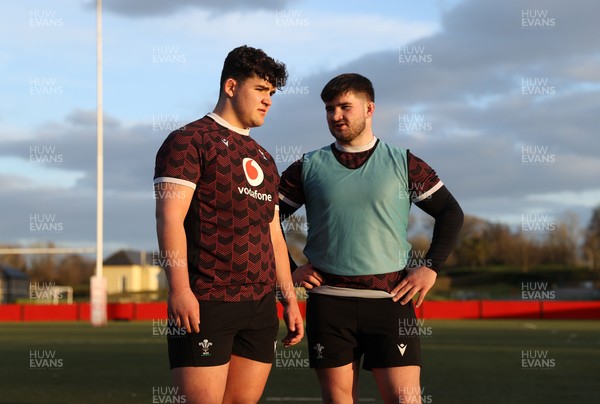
[334,136,377,152]
[207,112,250,136]
[330,138,380,170]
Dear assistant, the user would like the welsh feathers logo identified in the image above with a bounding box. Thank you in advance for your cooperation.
[199,339,213,356]
[242,158,264,187]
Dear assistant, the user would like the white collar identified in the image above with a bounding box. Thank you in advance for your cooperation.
[207,112,250,136]
[334,136,377,153]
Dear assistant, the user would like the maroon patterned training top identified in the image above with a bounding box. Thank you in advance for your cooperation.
[154,113,279,301]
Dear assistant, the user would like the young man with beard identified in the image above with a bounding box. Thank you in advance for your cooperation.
[154,45,303,404]
[279,73,463,403]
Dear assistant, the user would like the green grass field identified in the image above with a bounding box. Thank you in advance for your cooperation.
[0,320,598,403]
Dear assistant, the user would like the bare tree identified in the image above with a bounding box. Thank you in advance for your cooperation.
[0,244,27,271]
[583,206,600,271]
[56,254,95,286]
[541,212,580,267]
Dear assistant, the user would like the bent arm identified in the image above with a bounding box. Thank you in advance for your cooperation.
[279,200,301,272]
[415,185,464,272]
[392,185,463,307]
[278,157,306,272]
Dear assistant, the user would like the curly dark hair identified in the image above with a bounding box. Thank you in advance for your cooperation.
[320,73,375,103]
[219,45,288,94]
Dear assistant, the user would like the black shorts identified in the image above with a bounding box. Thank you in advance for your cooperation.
[167,291,279,368]
[306,293,421,370]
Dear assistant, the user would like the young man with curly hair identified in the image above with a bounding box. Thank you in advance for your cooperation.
[154,45,303,404]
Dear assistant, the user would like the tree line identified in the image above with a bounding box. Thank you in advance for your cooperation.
[1,206,599,288]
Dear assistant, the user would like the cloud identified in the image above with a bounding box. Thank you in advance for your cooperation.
[255,0,600,226]
[0,109,163,193]
[88,0,296,17]
[0,110,162,249]
[0,174,155,251]
[3,0,599,250]
[166,9,437,76]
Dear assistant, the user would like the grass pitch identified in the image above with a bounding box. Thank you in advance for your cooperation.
[0,320,598,403]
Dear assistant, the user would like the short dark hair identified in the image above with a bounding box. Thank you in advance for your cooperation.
[219,45,288,94]
[320,73,375,103]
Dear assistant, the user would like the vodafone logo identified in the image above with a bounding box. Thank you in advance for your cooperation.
[242,158,264,187]
[239,157,270,200]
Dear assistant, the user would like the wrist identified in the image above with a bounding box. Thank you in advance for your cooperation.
[168,285,193,295]
[276,288,299,306]
[281,298,299,308]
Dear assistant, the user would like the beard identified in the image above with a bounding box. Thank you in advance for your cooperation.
[330,117,367,143]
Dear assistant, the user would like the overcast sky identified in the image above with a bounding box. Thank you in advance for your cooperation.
[1,0,599,255]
